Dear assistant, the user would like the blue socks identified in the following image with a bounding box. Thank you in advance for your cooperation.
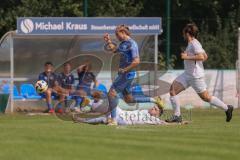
[47,103,53,110]
[75,97,83,107]
[57,103,62,109]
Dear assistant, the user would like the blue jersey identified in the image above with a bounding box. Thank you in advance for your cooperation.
[58,72,75,89]
[78,71,96,88]
[117,38,139,70]
[38,72,58,88]
[110,38,139,95]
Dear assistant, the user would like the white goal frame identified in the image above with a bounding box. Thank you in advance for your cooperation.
[237,28,240,108]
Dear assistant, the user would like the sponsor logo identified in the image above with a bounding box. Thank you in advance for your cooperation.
[20,19,34,34]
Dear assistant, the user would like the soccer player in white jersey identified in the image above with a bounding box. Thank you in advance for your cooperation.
[74,104,166,125]
[166,23,234,123]
[115,105,165,125]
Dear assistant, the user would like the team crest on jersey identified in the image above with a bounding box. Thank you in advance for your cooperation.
[119,41,131,52]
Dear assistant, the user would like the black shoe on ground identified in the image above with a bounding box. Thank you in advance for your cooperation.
[225,105,233,122]
[165,115,182,123]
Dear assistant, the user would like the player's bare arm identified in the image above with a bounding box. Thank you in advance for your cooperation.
[103,33,117,53]
[94,79,99,87]
[181,52,206,61]
[52,80,69,95]
[203,52,208,61]
[77,64,87,72]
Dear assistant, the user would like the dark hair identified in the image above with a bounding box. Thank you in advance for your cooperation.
[116,24,131,36]
[63,62,71,67]
[44,61,53,66]
[183,23,199,38]
[92,91,102,99]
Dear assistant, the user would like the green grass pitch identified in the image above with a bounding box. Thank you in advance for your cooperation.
[0,108,239,160]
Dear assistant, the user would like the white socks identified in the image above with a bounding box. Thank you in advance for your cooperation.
[210,96,228,111]
[170,96,181,116]
[170,95,228,116]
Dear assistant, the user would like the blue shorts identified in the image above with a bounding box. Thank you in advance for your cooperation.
[77,85,91,96]
[111,71,135,96]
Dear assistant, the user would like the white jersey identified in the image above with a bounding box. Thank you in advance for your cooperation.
[82,106,167,125]
[116,107,166,125]
[89,99,109,113]
[90,99,104,111]
[184,38,205,78]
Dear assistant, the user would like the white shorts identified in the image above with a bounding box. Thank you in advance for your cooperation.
[175,73,207,93]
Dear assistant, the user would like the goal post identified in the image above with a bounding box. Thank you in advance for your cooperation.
[237,28,240,108]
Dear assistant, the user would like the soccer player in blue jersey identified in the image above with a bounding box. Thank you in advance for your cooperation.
[38,62,66,113]
[58,62,75,91]
[103,25,164,125]
[72,62,98,110]
[58,62,75,113]
[77,61,98,96]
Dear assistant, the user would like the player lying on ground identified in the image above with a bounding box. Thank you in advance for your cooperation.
[71,91,183,126]
[73,100,167,125]
[38,62,68,113]
[103,24,163,125]
[166,23,234,123]
[73,100,188,126]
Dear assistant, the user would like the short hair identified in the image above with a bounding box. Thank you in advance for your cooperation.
[92,91,102,99]
[44,61,53,66]
[115,24,131,36]
[183,23,199,38]
[63,62,71,67]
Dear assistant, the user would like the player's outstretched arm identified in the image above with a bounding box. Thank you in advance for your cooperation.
[77,64,88,73]
[103,33,117,53]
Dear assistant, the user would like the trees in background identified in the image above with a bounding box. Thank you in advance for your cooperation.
[0,0,83,36]
[169,0,240,69]
[0,0,239,69]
